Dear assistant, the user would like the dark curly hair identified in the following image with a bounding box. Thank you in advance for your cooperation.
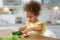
[24,1,41,16]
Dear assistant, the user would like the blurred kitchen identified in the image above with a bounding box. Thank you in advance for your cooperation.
[0,0,60,39]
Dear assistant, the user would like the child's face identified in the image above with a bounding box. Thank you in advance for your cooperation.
[25,11,37,22]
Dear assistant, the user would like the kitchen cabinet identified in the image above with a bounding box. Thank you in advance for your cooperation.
[0,0,25,25]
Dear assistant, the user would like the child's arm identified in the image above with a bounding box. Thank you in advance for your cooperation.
[31,24,43,32]
[23,23,43,33]
[18,25,26,31]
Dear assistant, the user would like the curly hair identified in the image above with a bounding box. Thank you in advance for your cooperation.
[24,1,41,16]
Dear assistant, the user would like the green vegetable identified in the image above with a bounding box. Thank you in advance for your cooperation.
[5,35,18,40]
[0,35,25,40]
[0,31,25,40]
[12,31,22,36]
[20,35,25,40]
[0,37,4,40]
[16,31,22,35]
[12,32,16,35]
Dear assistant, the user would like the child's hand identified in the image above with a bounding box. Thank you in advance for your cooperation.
[22,28,32,36]
[23,28,32,33]
[18,26,26,31]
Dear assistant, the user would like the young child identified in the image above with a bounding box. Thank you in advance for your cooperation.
[18,1,46,36]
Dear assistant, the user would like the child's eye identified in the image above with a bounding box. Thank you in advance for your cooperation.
[30,17,32,18]
[26,16,28,18]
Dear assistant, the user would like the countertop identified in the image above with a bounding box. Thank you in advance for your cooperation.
[0,23,60,26]
[0,29,60,40]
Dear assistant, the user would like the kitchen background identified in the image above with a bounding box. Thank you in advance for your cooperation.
[0,0,60,39]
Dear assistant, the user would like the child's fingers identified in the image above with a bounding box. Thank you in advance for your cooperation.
[18,27,23,31]
[23,28,31,33]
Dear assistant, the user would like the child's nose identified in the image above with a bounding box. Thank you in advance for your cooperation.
[27,18,30,20]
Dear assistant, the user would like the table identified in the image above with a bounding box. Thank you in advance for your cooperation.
[0,29,60,40]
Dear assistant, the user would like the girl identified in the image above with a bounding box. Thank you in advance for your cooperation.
[18,1,46,36]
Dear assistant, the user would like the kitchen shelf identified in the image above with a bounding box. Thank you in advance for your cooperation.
[42,0,60,7]
[3,5,22,7]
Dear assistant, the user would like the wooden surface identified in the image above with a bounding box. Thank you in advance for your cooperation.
[0,29,60,40]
